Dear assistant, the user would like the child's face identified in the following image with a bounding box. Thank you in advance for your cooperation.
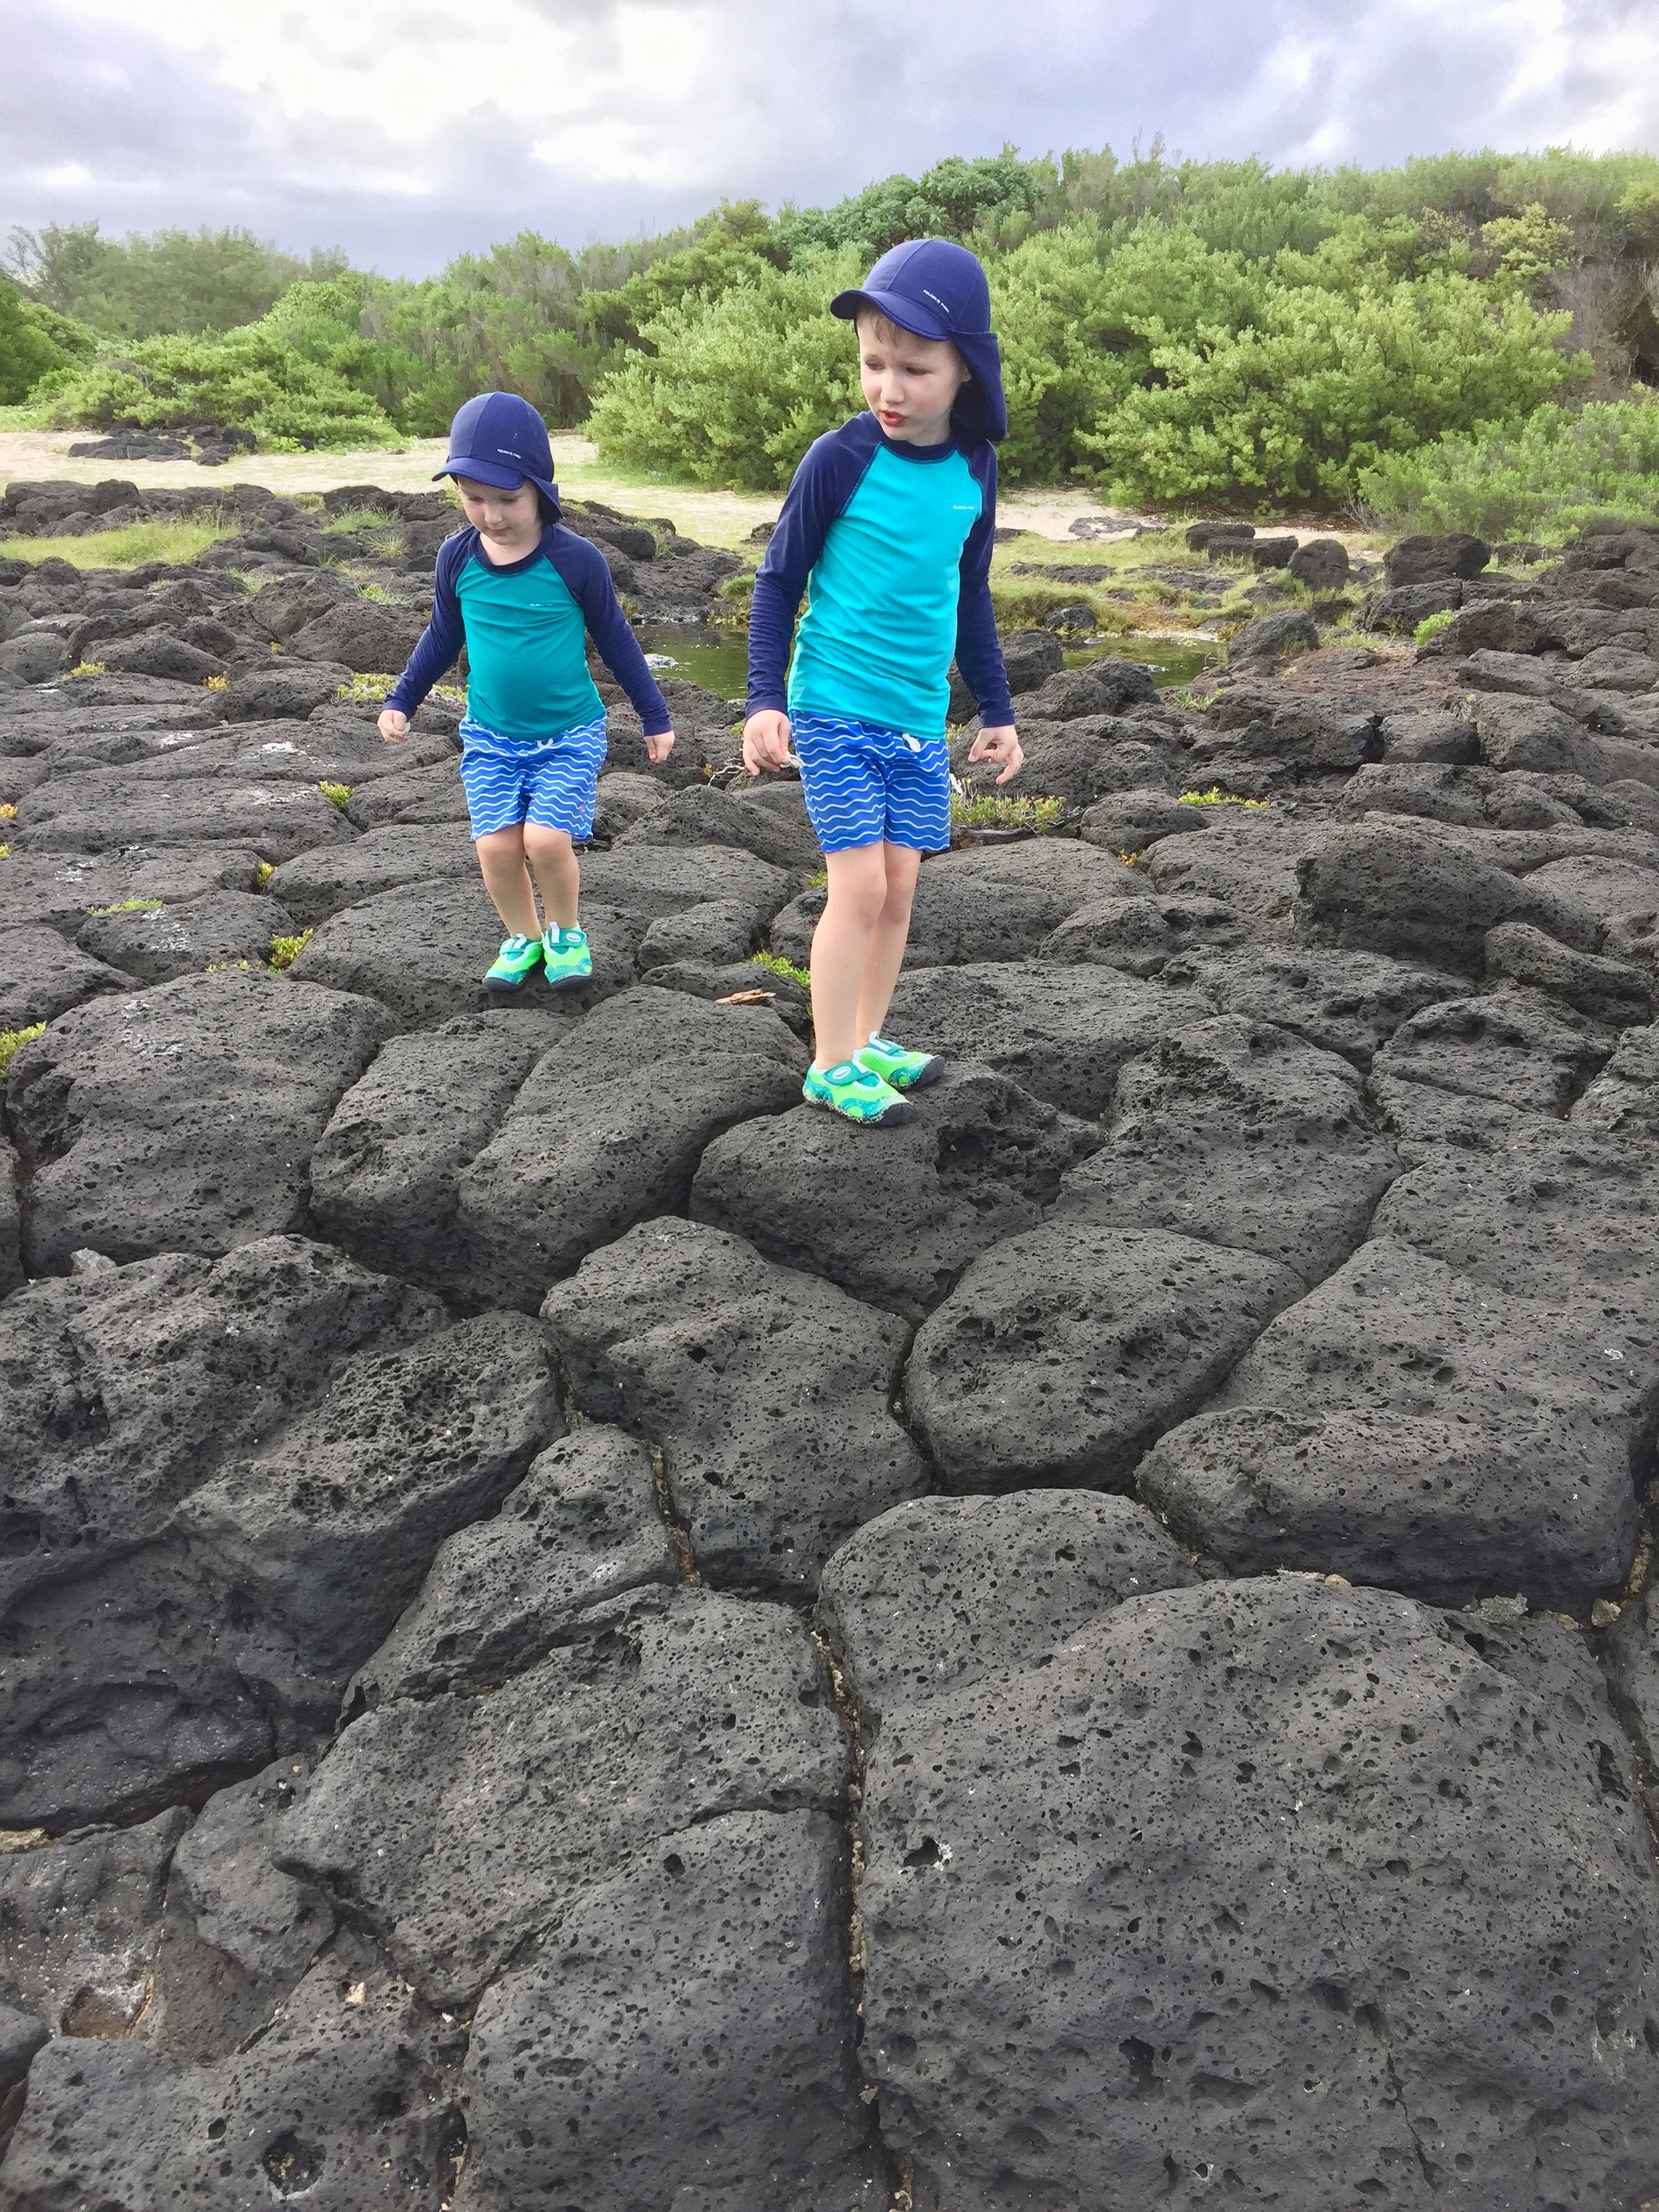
[455,476,542,550]
[857,314,970,447]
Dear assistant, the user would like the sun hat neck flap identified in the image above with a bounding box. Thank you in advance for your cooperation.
[436,391,561,512]
[830,237,1007,444]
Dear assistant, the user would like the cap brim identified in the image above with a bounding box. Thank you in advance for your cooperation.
[830,287,951,342]
[434,457,527,490]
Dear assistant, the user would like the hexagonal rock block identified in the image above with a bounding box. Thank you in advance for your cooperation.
[816,1491,1194,1735]
[5,969,395,1273]
[544,1218,928,1595]
[287,878,640,1029]
[1054,1017,1402,1289]
[1191,1236,1648,1611]
[308,1011,560,1289]
[613,780,824,873]
[264,821,476,924]
[693,1062,1100,1321]
[1183,943,1462,1067]
[75,889,299,984]
[454,987,804,1310]
[9,773,356,862]
[1,1948,468,2211]
[0,844,264,937]
[1141,821,1306,926]
[906,1223,1299,1494]
[1374,993,1611,1115]
[579,843,796,926]
[884,962,1205,1118]
[457,1811,888,2212]
[858,1578,1659,2212]
[349,1425,679,1708]
[1,1307,556,1829]
[1040,893,1250,977]
[283,1586,850,2009]
[0,922,130,1029]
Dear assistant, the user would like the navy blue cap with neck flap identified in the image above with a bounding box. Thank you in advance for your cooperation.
[830,237,1008,445]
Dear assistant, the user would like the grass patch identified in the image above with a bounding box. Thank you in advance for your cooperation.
[0,515,237,571]
[86,897,162,915]
[951,791,1067,835]
[253,860,276,888]
[1179,787,1273,808]
[1414,607,1456,644]
[318,781,352,808]
[0,1023,46,1076]
[66,662,106,678]
[754,949,810,992]
[319,506,401,534]
[268,929,314,971]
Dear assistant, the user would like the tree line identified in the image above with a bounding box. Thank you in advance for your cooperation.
[3,144,1659,531]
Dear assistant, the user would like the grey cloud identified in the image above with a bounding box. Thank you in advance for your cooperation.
[1,0,1654,278]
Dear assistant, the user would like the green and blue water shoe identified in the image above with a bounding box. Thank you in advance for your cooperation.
[857,1033,944,1092]
[802,1059,914,1126]
[485,933,543,993]
[542,926,594,992]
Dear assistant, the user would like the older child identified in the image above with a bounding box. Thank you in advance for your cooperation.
[743,239,1023,1124]
[380,390,674,992]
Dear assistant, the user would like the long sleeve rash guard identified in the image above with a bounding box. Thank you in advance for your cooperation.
[386,523,671,739]
[747,414,1014,741]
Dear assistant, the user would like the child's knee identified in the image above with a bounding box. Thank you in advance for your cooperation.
[524,823,575,862]
[475,825,525,862]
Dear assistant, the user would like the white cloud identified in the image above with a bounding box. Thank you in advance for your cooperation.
[3,0,1656,274]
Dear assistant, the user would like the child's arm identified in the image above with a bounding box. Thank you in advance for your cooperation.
[956,455,1023,786]
[744,432,857,771]
[378,539,468,743]
[555,539,676,763]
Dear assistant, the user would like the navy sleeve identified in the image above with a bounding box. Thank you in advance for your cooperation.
[746,421,877,717]
[384,534,470,716]
[954,445,1014,727]
[543,531,672,736]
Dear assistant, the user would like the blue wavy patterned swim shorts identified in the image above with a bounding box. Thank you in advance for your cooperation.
[790,711,951,855]
[457,712,609,839]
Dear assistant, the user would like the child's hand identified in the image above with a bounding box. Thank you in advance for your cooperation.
[968,723,1023,785]
[743,710,796,774]
[644,724,676,764]
[378,708,409,745]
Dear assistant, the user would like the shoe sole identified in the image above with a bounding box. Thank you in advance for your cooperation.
[544,970,593,995]
[484,970,538,994]
[804,1090,914,1127]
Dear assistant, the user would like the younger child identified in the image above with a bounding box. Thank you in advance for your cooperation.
[743,238,1023,1124]
[380,390,674,991]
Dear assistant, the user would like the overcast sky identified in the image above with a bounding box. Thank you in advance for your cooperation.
[6,0,1659,276]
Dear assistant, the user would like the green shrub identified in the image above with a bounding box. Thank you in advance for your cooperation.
[0,276,70,403]
[0,1023,46,1076]
[1179,787,1272,807]
[588,251,865,489]
[268,929,314,971]
[317,781,353,808]
[754,949,811,991]
[951,791,1067,834]
[1358,396,1659,539]
[85,897,162,914]
[1414,607,1457,643]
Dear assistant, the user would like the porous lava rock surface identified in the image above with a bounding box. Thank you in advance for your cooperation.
[3,493,1659,2211]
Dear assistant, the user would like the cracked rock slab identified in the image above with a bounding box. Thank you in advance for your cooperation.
[693,1061,1101,1321]
[859,1579,1659,2212]
[817,1491,1194,1735]
[5,968,395,1273]
[1374,991,1612,1113]
[283,1586,850,2010]
[542,1218,928,1595]
[907,1223,1299,1493]
[456,1810,888,2212]
[1054,1015,1401,1288]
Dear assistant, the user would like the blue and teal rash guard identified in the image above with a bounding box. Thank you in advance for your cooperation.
[386,523,671,739]
[747,413,1014,741]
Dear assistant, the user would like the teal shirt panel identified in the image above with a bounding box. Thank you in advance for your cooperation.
[454,553,605,741]
[786,443,983,740]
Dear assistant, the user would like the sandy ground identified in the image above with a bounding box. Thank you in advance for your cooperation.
[0,428,1143,550]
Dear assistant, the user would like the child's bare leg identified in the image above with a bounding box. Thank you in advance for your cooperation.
[523,823,579,931]
[854,842,921,1041]
[475,826,540,938]
[810,842,889,1066]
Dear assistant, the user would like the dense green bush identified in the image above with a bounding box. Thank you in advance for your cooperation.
[43,281,400,449]
[586,251,865,488]
[1358,397,1659,539]
[0,278,73,403]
